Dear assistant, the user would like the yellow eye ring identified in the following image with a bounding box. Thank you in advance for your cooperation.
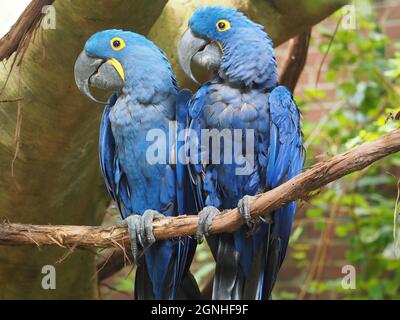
[110,37,126,51]
[216,19,231,32]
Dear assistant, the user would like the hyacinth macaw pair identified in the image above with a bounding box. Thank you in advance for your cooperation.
[74,6,304,300]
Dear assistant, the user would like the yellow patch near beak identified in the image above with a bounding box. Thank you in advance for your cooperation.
[215,41,224,53]
[107,58,125,81]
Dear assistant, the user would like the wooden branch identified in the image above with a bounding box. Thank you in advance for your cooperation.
[0,0,54,61]
[279,28,312,93]
[1,128,400,249]
[0,97,23,103]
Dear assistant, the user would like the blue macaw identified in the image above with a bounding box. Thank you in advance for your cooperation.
[178,7,304,299]
[74,30,201,300]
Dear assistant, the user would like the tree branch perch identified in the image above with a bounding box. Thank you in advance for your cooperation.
[0,0,55,62]
[279,29,312,93]
[1,128,400,249]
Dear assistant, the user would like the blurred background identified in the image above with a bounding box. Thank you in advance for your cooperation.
[0,0,399,299]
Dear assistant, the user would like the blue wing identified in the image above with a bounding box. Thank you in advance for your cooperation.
[172,89,202,297]
[99,94,133,218]
[186,83,223,261]
[186,83,213,208]
[266,85,303,254]
[262,86,304,297]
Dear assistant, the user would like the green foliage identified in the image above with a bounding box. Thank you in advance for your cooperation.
[285,3,400,299]
[192,241,216,290]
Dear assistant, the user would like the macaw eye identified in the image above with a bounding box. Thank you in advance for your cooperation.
[216,19,231,32]
[110,37,126,51]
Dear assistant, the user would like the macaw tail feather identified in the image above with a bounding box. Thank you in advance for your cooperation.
[176,272,202,299]
[263,235,281,299]
[134,263,154,300]
[134,259,201,300]
[211,206,294,300]
[211,232,270,300]
[212,233,242,300]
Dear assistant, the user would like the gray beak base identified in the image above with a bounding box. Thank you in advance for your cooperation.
[74,51,124,104]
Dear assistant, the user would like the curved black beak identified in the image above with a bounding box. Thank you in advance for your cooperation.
[178,28,208,84]
[74,50,125,104]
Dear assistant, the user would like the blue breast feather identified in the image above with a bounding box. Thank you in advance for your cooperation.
[99,93,133,218]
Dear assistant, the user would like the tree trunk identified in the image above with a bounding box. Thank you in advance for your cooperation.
[0,0,347,299]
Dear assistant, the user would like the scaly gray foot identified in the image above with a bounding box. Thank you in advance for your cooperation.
[196,206,221,243]
[238,195,257,228]
[118,214,143,264]
[119,210,164,264]
[141,209,165,245]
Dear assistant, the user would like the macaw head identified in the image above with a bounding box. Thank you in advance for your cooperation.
[178,6,277,87]
[75,29,175,104]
